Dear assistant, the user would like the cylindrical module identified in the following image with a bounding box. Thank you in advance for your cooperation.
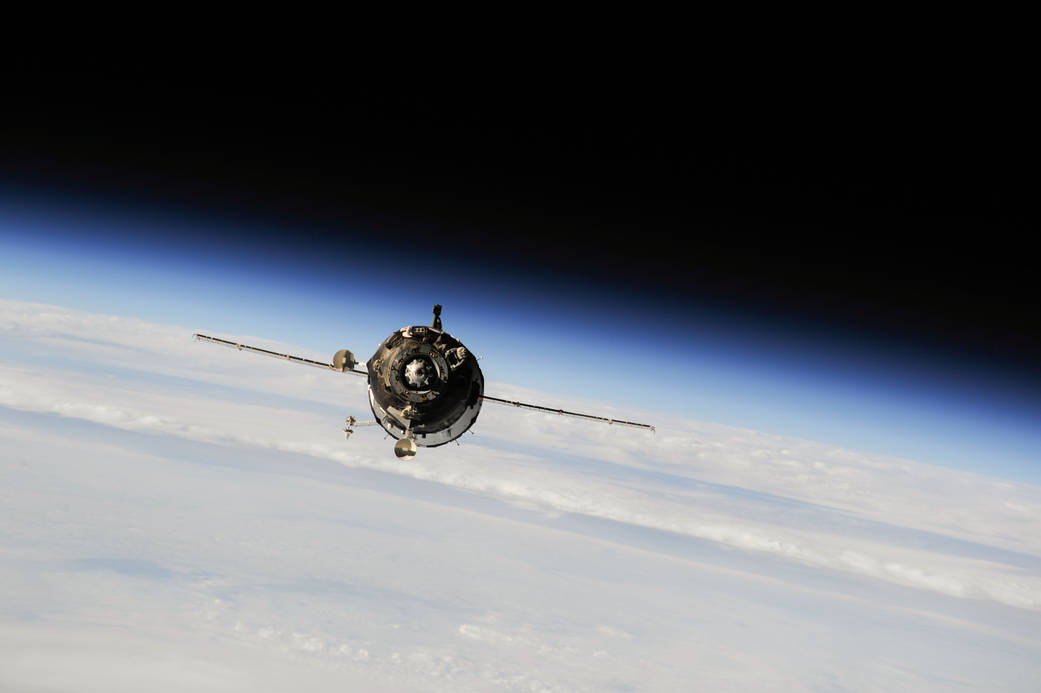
[365,324,484,447]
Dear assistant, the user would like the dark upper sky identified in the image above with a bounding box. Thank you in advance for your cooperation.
[1,69,1034,384]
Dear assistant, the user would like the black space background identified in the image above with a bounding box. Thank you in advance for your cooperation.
[1,69,1035,386]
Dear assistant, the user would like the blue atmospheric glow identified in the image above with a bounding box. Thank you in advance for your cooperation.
[2,197,1040,483]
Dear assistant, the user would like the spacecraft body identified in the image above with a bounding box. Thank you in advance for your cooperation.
[366,324,484,447]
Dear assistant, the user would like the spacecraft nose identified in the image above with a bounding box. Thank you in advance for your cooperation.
[404,357,433,389]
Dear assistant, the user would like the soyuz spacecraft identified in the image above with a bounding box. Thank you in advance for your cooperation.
[194,305,654,459]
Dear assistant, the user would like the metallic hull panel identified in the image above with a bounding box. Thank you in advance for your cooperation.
[366,325,484,447]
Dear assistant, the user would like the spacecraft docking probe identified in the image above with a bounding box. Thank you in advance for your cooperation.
[193,305,654,459]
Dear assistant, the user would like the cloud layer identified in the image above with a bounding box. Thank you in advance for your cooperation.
[3,299,1041,691]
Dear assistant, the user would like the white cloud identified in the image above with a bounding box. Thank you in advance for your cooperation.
[3,299,1041,691]
[2,302,1040,610]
